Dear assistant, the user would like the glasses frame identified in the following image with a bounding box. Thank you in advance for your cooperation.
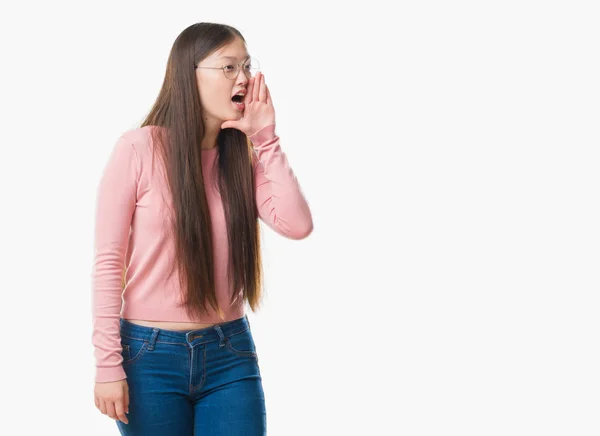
[194,57,260,80]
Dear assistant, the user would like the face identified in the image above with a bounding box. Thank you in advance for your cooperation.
[195,37,251,127]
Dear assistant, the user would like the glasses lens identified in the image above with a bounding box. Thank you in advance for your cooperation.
[224,57,260,79]
[245,57,260,78]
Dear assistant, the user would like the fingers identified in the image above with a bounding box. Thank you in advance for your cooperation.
[259,73,267,102]
[246,76,255,104]
[106,401,117,421]
[253,72,261,102]
[95,381,130,424]
[99,399,107,415]
[123,384,130,414]
[115,400,129,425]
[247,72,269,104]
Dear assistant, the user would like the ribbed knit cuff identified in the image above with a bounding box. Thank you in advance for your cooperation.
[95,365,127,383]
[248,124,277,146]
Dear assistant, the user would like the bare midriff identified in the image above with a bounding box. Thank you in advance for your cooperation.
[125,319,217,331]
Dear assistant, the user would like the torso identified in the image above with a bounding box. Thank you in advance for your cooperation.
[125,319,217,331]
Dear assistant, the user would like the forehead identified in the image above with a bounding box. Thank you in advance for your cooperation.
[210,39,249,61]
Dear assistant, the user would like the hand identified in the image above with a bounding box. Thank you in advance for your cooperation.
[94,379,129,425]
[221,71,276,137]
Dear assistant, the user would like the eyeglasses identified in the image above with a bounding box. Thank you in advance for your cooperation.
[195,57,260,80]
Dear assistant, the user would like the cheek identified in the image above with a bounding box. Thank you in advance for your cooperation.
[196,76,235,118]
[199,88,231,113]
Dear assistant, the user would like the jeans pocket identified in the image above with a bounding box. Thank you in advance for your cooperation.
[121,336,149,365]
[225,328,258,359]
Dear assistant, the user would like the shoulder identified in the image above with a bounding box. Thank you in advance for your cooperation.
[119,125,165,152]
[115,125,169,166]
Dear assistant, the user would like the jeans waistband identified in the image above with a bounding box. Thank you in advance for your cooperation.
[119,314,251,348]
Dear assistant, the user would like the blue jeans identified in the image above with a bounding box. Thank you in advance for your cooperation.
[116,314,266,435]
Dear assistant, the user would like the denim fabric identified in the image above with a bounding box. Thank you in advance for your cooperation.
[116,314,266,435]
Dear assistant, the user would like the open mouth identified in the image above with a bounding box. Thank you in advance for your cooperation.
[231,94,245,110]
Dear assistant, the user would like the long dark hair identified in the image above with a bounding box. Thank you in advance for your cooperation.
[139,22,263,321]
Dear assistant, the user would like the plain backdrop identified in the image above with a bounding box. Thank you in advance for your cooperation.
[0,0,598,435]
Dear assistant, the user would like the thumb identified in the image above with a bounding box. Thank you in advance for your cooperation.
[221,121,235,130]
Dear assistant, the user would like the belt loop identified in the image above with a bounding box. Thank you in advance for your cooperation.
[214,324,226,347]
[147,328,159,351]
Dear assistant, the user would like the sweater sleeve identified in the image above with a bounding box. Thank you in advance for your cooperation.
[91,135,139,383]
[249,124,313,239]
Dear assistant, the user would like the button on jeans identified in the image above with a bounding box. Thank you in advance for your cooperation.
[116,314,266,435]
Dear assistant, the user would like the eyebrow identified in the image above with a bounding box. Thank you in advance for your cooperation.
[219,55,251,61]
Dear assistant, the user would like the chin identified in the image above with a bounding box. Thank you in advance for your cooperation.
[228,112,243,121]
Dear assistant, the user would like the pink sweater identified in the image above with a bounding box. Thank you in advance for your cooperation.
[91,124,312,383]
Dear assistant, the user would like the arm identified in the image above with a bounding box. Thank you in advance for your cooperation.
[249,125,313,239]
[91,135,139,383]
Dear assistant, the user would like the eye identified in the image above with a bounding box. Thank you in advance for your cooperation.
[224,65,235,71]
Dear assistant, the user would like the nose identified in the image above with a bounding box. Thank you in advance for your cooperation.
[235,68,249,85]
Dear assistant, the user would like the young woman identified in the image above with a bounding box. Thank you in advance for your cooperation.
[91,22,313,435]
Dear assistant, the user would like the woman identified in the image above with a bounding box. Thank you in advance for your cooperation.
[91,22,313,435]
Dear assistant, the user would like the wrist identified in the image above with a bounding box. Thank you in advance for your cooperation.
[248,124,276,145]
